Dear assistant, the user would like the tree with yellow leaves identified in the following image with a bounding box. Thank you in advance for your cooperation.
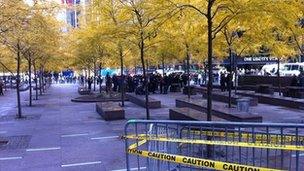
[0,0,62,117]
[118,0,180,119]
[167,0,275,120]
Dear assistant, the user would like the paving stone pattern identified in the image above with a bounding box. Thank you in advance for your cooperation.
[0,84,304,171]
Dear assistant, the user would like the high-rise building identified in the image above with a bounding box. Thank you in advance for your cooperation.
[61,0,81,28]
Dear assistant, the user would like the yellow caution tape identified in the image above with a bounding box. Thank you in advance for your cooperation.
[128,139,147,149]
[184,130,304,143]
[125,135,304,151]
[127,148,284,171]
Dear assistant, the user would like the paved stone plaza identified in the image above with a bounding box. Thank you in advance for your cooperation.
[0,84,304,171]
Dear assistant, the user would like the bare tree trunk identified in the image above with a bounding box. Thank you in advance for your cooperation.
[277,58,281,96]
[93,61,96,91]
[16,43,22,118]
[33,61,38,100]
[228,47,232,108]
[28,56,32,106]
[119,44,125,107]
[99,63,102,93]
[206,3,213,121]
[140,33,150,120]
[84,69,87,88]
[39,68,42,95]
[234,55,238,94]
[42,68,45,93]
[186,51,191,99]
[162,56,165,77]
[3,66,6,91]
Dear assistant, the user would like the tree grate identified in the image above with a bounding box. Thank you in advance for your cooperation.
[0,114,41,122]
[0,135,31,150]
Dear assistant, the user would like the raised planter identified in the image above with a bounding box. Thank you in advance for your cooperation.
[255,84,274,95]
[176,98,262,122]
[237,90,304,110]
[126,93,161,109]
[96,102,125,121]
[195,86,258,106]
[78,87,91,95]
[284,86,304,99]
[170,107,225,121]
[71,92,128,103]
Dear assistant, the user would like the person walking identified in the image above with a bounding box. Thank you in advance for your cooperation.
[87,77,93,90]
[163,74,169,94]
[0,79,4,96]
[299,69,304,87]
[106,73,112,93]
[198,73,202,85]
[226,73,232,91]
[220,72,226,92]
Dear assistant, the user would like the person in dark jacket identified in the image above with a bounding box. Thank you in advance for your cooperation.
[291,75,299,86]
[87,77,93,90]
[163,74,169,94]
[226,73,232,91]
[106,73,112,93]
[299,69,304,87]
[220,72,226,92]
[0,79,4,95]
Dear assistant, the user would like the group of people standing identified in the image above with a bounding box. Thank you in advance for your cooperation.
[88,72,191,95]
[291,69,304,87]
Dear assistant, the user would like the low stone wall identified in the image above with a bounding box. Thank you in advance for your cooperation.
[176,98,262,122]
[126,93,161,109]
[195,87,258,106]
[237,91,304,109]
[96,102,125,121]
[238,75,293,87]
[169,107,225,121]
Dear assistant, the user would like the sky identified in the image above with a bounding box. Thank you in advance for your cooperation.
[24,0,66,22]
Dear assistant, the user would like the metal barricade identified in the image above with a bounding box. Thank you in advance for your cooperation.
[124,120,304,171]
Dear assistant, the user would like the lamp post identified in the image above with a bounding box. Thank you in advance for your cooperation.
[228,46,232,108]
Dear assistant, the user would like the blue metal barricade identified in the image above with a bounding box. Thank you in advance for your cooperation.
[124,120,304,171]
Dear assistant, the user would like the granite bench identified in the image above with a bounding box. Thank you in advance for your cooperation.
[194,87,258,106]
[176,98,262,122]
[96,102,125,121]
[236,91,304,110]
[170,107,225,121]
[126,93,161,109]
[78,87,91,95]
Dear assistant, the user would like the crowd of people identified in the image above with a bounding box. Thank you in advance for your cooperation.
[219,72,233,92]
[82,72,193,95]
[290,69,304,87]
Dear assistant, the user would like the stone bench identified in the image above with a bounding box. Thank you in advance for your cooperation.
[170,107,225,121]
[255,84,274,95]
[237,91,304,110]
[126,93,161,109]
[284,86,304,99]
[194,87,258,106]
[176,98,262,122]
[78,87,91,95]
[96,102,125,121]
